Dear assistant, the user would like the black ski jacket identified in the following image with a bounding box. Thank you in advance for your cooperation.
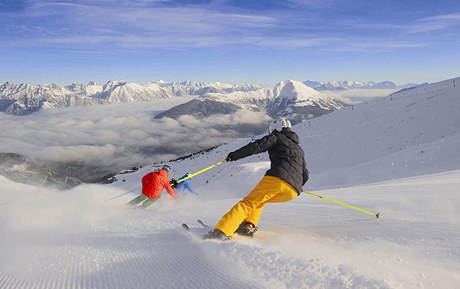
[227,128,309,194]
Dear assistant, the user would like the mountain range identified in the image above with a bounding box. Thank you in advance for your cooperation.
[156,80,351,124]
[0,79,406,116]
[0,80,260,115]
[303,80,417,91]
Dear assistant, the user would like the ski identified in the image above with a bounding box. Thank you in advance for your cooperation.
[183,220,272,240]
[197,219,212,229]
[181,223,190,231]
[181,220,211,232]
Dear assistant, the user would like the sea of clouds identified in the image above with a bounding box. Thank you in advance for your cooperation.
[0,98,270,175]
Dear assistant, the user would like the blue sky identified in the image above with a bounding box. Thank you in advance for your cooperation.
[1,0,459,86]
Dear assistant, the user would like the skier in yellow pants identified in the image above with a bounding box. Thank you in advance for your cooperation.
[214,176,298,237]
[204,117,309,240]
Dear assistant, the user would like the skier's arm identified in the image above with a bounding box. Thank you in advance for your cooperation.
[228,134,277,161]
[164,179,177,199]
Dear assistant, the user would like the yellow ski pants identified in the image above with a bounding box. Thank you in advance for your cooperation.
[215,175,298,237]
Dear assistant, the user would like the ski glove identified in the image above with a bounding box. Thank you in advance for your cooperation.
[226,152,235,162]
[170,178,178,188]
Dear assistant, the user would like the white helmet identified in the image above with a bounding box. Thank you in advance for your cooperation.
[161,165,171,173]
[269,117,292,134]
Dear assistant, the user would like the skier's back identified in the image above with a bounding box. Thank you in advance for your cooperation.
[126,165,177,208]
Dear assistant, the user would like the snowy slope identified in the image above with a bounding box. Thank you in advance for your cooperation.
[0,77,459,289]
[1,170,459,289]
[302,76,460,189]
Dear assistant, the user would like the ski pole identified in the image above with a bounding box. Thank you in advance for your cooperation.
[176,160,227,183]
[105,187,140,202]
[303,191,382,219]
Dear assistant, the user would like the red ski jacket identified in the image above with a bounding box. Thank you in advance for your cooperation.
[141,169,177,199]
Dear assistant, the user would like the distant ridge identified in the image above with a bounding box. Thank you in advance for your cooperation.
[157,80,351,124]
[303,80,417,91]
[0,78,408,115]
[0,80,260,115]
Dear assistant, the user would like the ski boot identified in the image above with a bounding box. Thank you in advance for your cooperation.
[235,221,257,237]
[203,229,231,241]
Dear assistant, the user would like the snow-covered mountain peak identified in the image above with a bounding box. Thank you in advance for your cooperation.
[272,80,322,100]
[87,81,99,86]
[156,79,350,124]
[103,79,127,90]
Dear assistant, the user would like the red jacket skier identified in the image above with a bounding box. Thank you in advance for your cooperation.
[126,165,177,208]
[142,168,177,199]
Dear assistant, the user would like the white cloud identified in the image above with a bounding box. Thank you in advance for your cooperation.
[408,13,460,33]
[206,110,270,126]
[177,115,203,128]
[4,0,448,53]
[6,1,275,49]
[246,36,338,49]
[40,144,119,162]
[0,101,270,174]
[287,0,336,9]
